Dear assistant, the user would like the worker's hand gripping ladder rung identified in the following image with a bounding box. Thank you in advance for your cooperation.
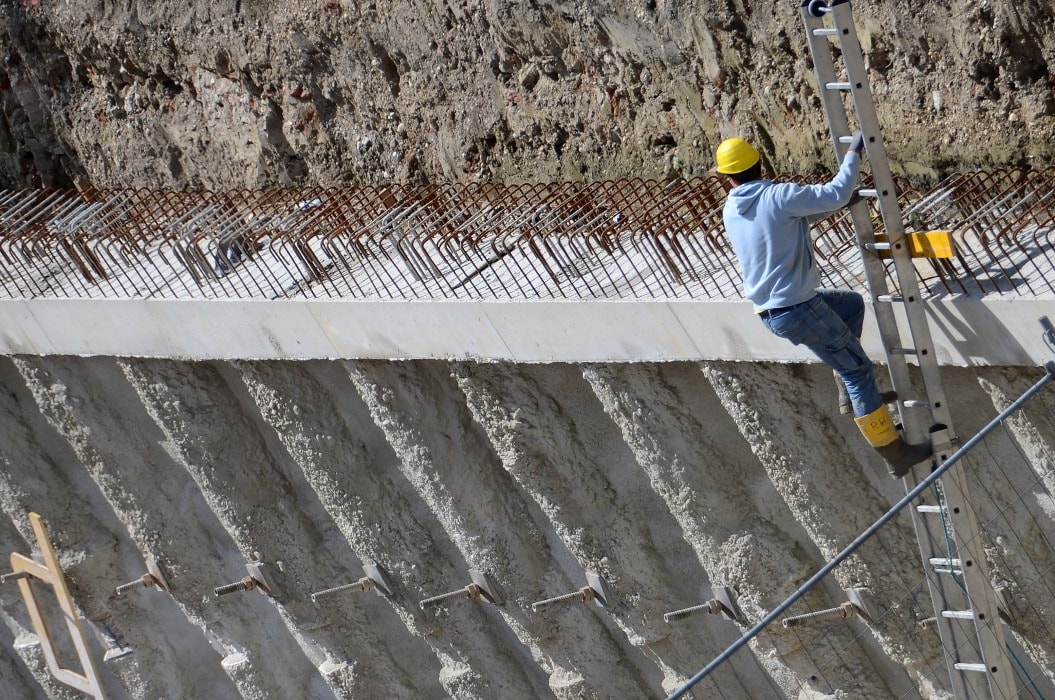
[800,2,1015,698]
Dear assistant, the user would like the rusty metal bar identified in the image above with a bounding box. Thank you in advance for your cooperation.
[0,170,1052,301]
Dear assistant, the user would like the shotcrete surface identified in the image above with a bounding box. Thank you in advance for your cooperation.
[2,355,1054,698]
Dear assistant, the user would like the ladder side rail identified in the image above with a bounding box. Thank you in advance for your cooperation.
[928,432,1020,700]
[828,3,1016,698]
[905,497,981,697]
[829,4,944,443]
[804,7,979,691]
[799,5,921,432]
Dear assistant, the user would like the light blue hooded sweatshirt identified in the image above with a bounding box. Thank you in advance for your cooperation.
[723,152,861,311]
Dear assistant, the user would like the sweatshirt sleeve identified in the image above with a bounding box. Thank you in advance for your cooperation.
[776,152,861,218]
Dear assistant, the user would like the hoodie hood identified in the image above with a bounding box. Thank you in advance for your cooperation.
[729,180,771,215]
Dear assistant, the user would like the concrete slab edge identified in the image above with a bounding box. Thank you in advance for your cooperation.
[0,298,1051,366]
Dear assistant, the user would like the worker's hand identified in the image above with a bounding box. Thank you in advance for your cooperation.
[848,130,865,155]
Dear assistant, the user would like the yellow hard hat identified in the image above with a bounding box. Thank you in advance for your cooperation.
[715,137,760,174]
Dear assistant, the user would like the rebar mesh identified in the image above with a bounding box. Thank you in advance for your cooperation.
[0,169,1052,301]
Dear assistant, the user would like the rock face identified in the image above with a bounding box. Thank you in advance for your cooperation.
[1,0,1054,189]
[1,356,1055,699]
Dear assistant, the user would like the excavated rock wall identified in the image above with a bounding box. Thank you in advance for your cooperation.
[1,355,1054,698]
[1,0,1054,189]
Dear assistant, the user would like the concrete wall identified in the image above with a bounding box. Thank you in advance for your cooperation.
[1,297,1053,365]
[1,352,1054,699]
[1,281,1053,699]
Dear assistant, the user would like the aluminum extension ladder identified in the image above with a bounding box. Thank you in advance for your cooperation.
[800,1,1016,697]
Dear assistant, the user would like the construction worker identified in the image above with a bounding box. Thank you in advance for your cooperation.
[716,134,931,478]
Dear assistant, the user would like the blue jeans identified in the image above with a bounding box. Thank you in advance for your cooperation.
[759,289,882,417]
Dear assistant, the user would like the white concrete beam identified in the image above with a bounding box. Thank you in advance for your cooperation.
[0,298,1051,366]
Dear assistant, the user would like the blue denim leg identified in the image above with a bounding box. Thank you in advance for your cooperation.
[760,292,883,416]
[815,288,866,338]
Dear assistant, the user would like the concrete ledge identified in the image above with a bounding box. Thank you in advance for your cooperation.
[0,298,1051,365]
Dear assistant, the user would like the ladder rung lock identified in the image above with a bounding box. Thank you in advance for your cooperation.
[826,82,852,91]
[954,663,988,673]
[942,610,976,620]
[917,505,946,513]
[874,231,956,259]
[930,557,962,567]
[813,28,839,36]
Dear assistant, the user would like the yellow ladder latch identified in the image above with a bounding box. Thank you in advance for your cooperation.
[875,230,955,259]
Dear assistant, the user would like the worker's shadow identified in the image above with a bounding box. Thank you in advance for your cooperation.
[922,294,1033,366]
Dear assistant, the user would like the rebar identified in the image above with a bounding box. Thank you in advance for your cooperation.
[419,583,482,610]
[0,170,1051,302]
[781,601,857,628]
[115,573,157,596]
[214,576,257,597]
[663,599,724,623]
[310,577,374,603]
[531,586,594,612]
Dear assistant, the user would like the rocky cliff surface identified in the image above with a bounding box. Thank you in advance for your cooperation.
[1,0,1054,190]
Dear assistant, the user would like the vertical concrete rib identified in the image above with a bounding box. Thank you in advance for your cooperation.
[700,360,948,696]
[10,355,310,699]
[344,359,654,699]
[234,358,534,699]
[447,361,751,697]
[120,358,426,699]
[583,361,908,698]
[974,368,1055,685]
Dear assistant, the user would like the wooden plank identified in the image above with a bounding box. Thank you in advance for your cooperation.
[9,513,106,699]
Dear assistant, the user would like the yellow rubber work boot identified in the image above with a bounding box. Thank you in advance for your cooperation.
[854,405,933,478]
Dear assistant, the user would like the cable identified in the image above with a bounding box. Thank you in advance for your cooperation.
[1006,643,1045,700]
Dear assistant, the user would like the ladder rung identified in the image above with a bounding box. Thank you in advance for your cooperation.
[902,399,930,408]
[876,294,904,303]
[825,81,852,91]
[858,188,878,198]
[812,28,839,36]
[954,663,988,673]
[888,347,917,356]
[917,505,947,514]
[943,609,976,620]
[930,557,962,567]
[864,242,892,251]
[934,568,960,575]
